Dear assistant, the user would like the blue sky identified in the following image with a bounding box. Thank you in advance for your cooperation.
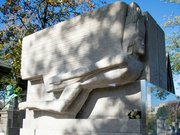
[0,0,179,28]
[106,0,180,35]
[0,0,179,34]
[0,0,179,94]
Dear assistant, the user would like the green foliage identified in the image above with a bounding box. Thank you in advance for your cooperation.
[166,30,180,73]
[162,1,180,73]
[14,86,23,97]
[156,102,180,125]
[156,105,169,118]
[0,0,105,85]
[164,16,180,27]
[0,75,16,90]
[147,117,157,135]
[161,0,180,4]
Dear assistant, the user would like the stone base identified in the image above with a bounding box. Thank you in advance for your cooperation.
[20,129,141,135]
[0,110,25,135]
[20,118,140,135]
[8,128,20,135]
[20,81,143,135]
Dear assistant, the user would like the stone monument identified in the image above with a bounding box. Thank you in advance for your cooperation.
[18,2,169,135]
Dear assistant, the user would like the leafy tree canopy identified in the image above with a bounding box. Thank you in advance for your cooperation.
[162,0,180,73]
[161,0,180,4]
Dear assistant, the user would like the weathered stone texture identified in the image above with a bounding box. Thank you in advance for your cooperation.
[144,12,167,90]
[21,2,128,80]
[19,1,167,135]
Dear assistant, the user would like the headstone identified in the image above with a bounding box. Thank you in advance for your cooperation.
[0,62,11,109]
[0,104,25,135]
[157,117,165,135]
[18,1,170,135]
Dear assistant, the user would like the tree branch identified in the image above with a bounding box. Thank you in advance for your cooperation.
[17,16,28,31]
[42,1,49,29]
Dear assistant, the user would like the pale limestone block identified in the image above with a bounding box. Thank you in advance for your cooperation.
[44,53,143,92]
[22,118,140,133]
[26,80,55,102]
[19,75,142,117]
[19,2,145,117]
[35,130,64,135]
[21,2,128,80]
[36,131,141,135]
[77,82,141,118]
[19,81,141,121]
[25,110,34,119]
[20,129,35,135]
[18,1,168,135]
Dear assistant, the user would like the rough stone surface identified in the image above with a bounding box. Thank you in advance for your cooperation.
[26,80,55,102]
[21,2,128,80]
[18,1,167,135]
[77,82,140,118]
[22,118,140,132]
[20,129,34,135]
[144,12,167,90]
[20,118,141,135]
[19,2,146,117]
[20,129,141,135]
[21,81,141,120]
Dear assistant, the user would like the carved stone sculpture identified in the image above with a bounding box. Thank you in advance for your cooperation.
[17,1,170,134]
[19,2,146,117]
[0,84,17,109]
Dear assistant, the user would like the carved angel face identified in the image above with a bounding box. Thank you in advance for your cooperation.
[134,36,145,55]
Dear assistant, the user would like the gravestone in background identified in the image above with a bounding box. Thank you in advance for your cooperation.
[0,63,26,135]
[18,1,172,135]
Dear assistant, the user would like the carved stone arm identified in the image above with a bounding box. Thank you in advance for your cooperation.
[44,53,132,92]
